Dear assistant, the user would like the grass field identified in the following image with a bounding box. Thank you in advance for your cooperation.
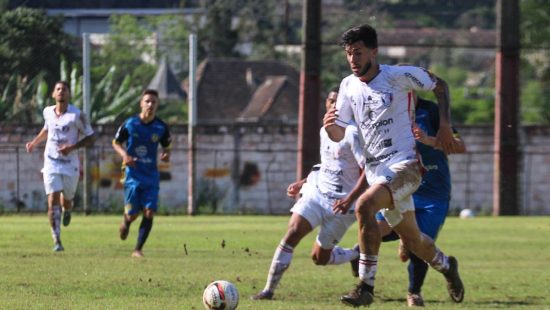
[0,215,549,309]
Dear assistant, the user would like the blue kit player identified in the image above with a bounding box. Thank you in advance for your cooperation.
[377,92,466,307]
[112,89,172,258]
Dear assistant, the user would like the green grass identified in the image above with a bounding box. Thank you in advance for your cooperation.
[0,215,549,309]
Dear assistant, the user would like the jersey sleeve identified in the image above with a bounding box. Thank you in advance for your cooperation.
[77,111,95,137]
[335,78,354,127]
[159,123,172,149]
[394,66,437,92]
[113,121,129,144]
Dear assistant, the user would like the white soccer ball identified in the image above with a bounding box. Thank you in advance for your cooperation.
[459,208,475,219]
[202,280,239,310]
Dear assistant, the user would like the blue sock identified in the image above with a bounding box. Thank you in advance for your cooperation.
[408,253,429,294]
[135,217,153,250]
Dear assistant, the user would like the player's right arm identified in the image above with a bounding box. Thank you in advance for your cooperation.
[112,122,136,168]
[323,106,345,142]
[324,79,352,142]
[287,178,306,198]
[26,128,48,153]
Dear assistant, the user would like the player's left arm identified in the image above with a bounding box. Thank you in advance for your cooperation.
[413,124,466,154]
[159,125,172,162]
[332,168,368,215]
[58,112,95,156]
[430,75,460,154]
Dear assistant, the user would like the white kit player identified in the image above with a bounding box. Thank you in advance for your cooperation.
[252,87,367,301]
[26,81,95,252]
[324,24,464,307]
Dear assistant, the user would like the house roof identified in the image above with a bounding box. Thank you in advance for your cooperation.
[148,58,186,101]
[237,76,290,122]
[187,58,299,124]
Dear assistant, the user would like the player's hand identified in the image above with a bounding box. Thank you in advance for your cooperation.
[412,123,427,142]
[434,123,457,153]
[323,106,338,128]
[286,181,302,198]
[332,199,351,214]
[160,151,170,162]
[25,142,34,153]
[57,144,74,156]
[123,154,137,168]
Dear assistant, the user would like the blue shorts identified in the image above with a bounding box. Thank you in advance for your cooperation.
[376,195,449,241]
[124,183,159,216]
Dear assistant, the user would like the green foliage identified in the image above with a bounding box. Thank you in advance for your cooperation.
[94,15,156,88]
[197,0,239,58]
[0,215,549,309]
[0,72,49,124]
[0,7,77,92]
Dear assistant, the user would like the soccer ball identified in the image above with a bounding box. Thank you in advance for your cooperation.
[202,280,239,310]
[459,208,475,219]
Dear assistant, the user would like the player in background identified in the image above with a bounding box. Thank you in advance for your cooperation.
[324,24,464,307]
[251,87,366,301]
[26,81,95,252]
[112,89,171,258]
[377,91,467,307]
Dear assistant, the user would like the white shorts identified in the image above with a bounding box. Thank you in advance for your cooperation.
[367,159,422,227]
[290,183,356,249]
[43,173,79,200]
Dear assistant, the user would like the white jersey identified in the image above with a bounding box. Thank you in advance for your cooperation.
[336,65,436,171]
[42,104,94,176]
[307,125,364,200]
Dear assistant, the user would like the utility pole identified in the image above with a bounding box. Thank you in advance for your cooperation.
[493,0,520,215]
[297,0,321,180]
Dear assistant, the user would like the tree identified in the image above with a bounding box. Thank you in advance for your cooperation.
[0,7,77,92]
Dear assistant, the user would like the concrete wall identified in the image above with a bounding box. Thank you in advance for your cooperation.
[2,124,550,215]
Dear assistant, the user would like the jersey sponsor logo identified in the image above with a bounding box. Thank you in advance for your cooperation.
[135,145,148,157]
[323,167,344,176]
[424,164,439,171]
[365,150,398,164]
[404,72,424,88]
[360,118,393,130]
[368,138,393,151]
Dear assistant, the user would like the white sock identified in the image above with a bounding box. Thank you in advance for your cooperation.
[358,253,377,287]
[327,246,359,265]
[50,205,61,244]
[429,248,449,272]
[263,241,294,292]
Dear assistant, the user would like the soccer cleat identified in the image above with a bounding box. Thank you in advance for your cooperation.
[340,281,374,307]
[407,293,425,307]
[350,244,360,277]
[443,256,464,303]
[398,242,410,262]
[62,211,71,227]
[119,221,129,240]
[52,243,64,252]
[131,250,144,258]
[250,290,274,300]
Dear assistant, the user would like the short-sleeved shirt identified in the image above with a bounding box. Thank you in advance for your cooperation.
[335,65,436,184]
[114,116,171,187]
[414,98,455,202]
[42,104,94,176]
[307,125,364,200]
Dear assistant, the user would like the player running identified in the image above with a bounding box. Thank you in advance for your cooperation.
[324,24,464,307]
[26,81,95,252]
[252,87,366,301]
[112,89,171,258]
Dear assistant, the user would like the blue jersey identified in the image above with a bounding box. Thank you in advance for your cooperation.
[114,115,171,187]
[414,98,455,203]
